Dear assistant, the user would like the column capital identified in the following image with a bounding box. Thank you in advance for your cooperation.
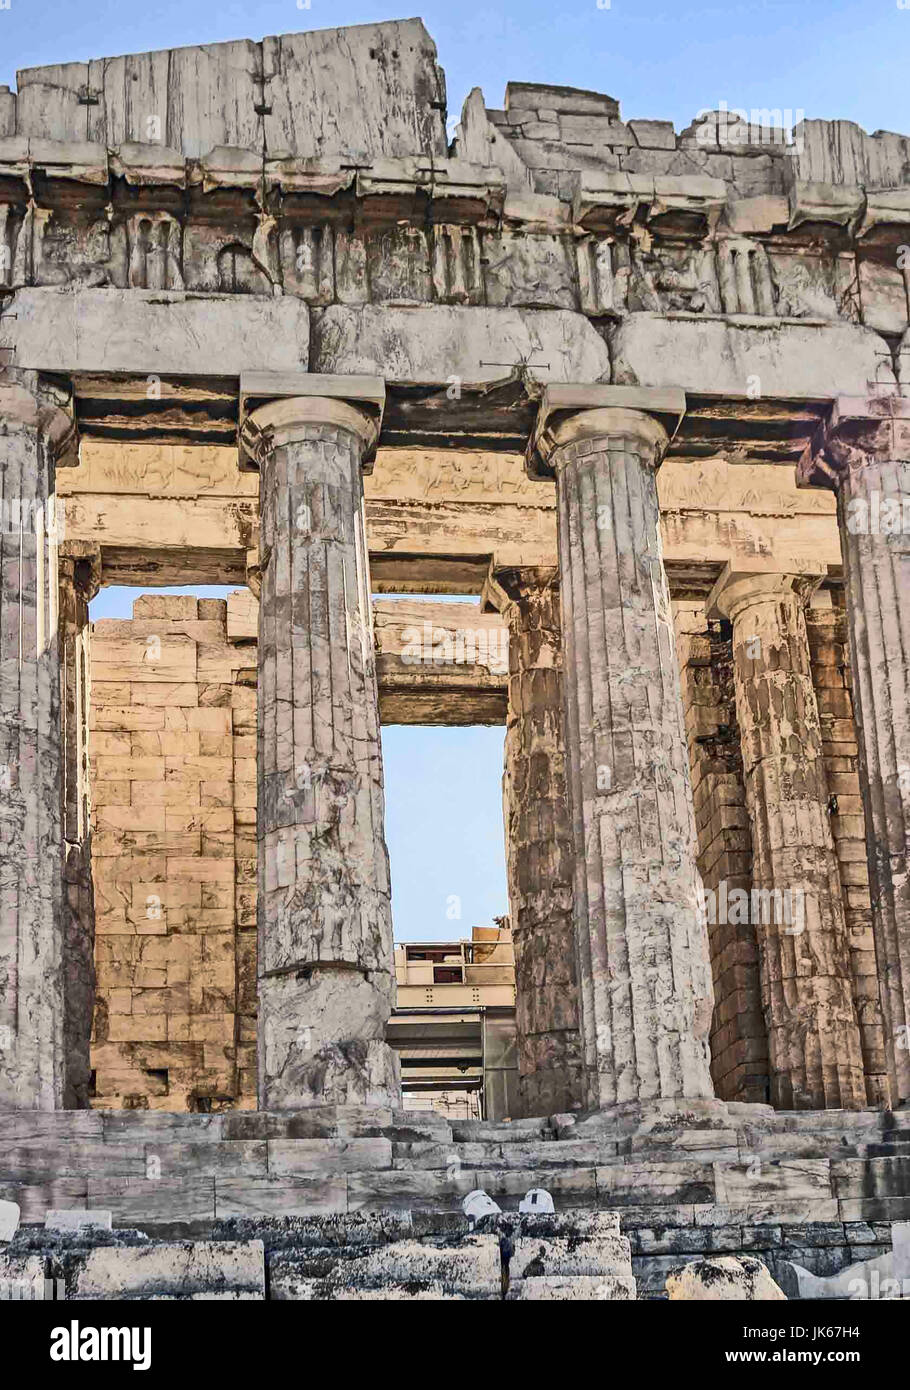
[58,541,102,603]
[0,375,78,465]
[239,372,385,471]
[245,546,262,599]
[706,560,827,622]
[799,394,910,490]
[481,562,559,615]
[527,383,685,479]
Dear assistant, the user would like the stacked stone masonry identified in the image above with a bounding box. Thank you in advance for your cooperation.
[89,594,258,1113]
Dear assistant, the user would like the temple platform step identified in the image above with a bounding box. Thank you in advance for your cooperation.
[1,1103,910,1296]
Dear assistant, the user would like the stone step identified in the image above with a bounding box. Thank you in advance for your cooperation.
[0,1113,105,1143]
[451,1119,553,1143]
[222,1108,451,1145]
[508,1232,631,1279]
[64,1239,266,1301]
[8,1205,903,1301]
[391,1139,619,1169]
[270,1234,503,1299]
[508,1273,636,1300]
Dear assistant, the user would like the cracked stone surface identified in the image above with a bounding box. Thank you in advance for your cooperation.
[709,569,867,1111]
[250,403,399,1110]
[544,406,716,1109]
[495,566,584,1117]
[0,375,71,1110]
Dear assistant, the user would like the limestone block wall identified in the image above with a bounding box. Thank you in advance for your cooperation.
[805,594,889,1109]
[88,594,257,1112]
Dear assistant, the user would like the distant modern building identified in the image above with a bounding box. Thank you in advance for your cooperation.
[388,924,517,1121]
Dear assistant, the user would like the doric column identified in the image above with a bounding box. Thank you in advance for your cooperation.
[707,565,866,1110]
[240,379,400,1110]
[59,541,101,1110]
[0,372,77,1110]
[674,604,770,1105]
[801,397,910,1106]
[529,386,716,1112]
[483,564,584,1117]
[803,593,890,1108]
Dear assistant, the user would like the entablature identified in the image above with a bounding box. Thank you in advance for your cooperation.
[0,142,907,336]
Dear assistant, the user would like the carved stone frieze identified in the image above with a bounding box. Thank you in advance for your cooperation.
[482,232,577,310]
[431,225,483,304]
[627,235,721,314]
[768,248,860,322]
[365,225,433,305]
[280,224,335,303]
[126,212,184,290]
[0,183,897,333]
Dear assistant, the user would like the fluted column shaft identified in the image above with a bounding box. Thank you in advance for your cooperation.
[545,407,715,1110]
[0,374,75,1110]
[242,394,399,1110]
[59,545,100,1110]
[805,403,910,1105]
[494,566,584,1116]
[710,570,866,1109]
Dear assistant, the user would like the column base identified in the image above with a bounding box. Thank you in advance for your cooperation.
[258,969,401,1111]
[259,1039,401,1113]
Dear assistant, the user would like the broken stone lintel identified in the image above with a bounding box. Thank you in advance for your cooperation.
[787,178,866,233]
[0,141,507,219]
[572,170,728,233]
[354,156,506,208]
[858,187,910,237]
[0,136,109,186]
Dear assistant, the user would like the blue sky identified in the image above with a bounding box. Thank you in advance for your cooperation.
[26,1,910,938]
[1,0,909,140]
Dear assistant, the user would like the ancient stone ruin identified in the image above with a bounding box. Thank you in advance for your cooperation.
[1,17,910,1300]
